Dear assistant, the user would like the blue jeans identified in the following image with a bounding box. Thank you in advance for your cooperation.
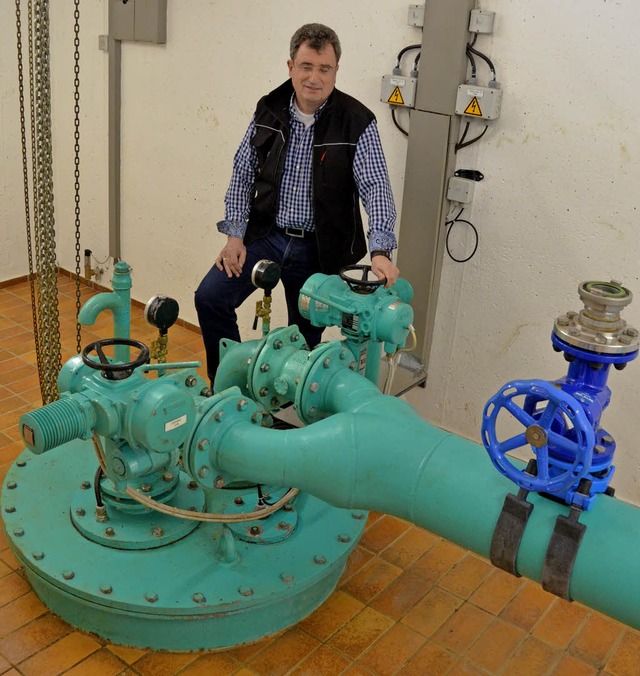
[195,228,325,384]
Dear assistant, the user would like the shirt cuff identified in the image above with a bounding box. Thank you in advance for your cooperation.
[368,232,397,253]
[217,220,247,239]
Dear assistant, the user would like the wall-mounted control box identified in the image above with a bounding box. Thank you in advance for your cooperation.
[469,9,495,34]
[455,84,502,120]
[447,176,475,204]
[381,74,417,108]
[408,4,425,27]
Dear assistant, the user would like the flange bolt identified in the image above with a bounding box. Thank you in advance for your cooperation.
[145,592,158,603]
[338,533,351,543]
[238,586,254,596]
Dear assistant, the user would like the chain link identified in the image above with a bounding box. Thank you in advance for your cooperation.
[73,0,82,354]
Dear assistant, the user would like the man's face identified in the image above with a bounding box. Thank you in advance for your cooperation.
[288,41,339,114]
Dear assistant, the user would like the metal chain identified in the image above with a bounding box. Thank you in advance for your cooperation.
[33,0,62,404]
[73,0,82,354]
[15,0,43,402]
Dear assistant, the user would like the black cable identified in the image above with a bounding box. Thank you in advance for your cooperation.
[391,107,409,137]
[94,466,104,507]
[466,43,496,80]
[395,44,421,69]
[455,123,489,153]
[445,208,479,263]
[466,48,477,79]
[412,51,421,74]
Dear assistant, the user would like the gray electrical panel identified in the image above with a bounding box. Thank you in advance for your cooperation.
[109,0,167,44]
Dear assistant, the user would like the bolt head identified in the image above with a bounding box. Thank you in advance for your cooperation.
[105,527,115,537]
[625,327,639,338]
[338,533,351,543]
[557,316,570,326]
[100,585,113,594]
[185,375,197,387]
[291,333,300,342]
[260,363,270,372]
[163,472,175,482]
[213,410,225,422]
[32,551,44,560]
[188,480,198,490]
[323,358,331,368]
[140,483,152,493]
[259,387,269,397]
[234,496,245,505]
[197,438,209,451]
[4,506,15,514]
[237,399,247,411]
[214,476,225,489]
[309,382,319,393]
[283,502,294,512]
[238,586,254,596]
[16,460,26,468]
[6,481,16,490]
[314,555,327,565]
[192,592,206,603]
[198,466,210,478]
[280,573,294,583]
[13,528,24,537]
[249,525,262,535]
[62,570,75,580]
[152,527,164,537]
[81,481,91,490]
[145,592,158,603]
[273,340,283,350]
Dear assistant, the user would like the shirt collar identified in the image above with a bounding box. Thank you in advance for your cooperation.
[289,94,328,123]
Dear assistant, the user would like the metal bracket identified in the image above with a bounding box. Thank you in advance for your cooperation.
[490,487,534,575]
[542,504,586,600]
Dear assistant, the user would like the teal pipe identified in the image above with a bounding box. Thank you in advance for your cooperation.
[78,261,132,363]
[202,373,640,630]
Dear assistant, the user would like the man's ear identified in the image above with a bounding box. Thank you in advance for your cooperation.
[287,59,294,76]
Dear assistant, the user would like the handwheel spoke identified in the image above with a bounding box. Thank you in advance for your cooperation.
[535,446,550,480]
[96,344,109,365]
[504,400,536,427]
[537,400,559,429]
[499,432,527,454]
[548,431,581,456]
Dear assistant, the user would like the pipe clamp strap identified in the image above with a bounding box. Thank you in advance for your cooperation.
[542,506,586,601]
[490,490,534,576]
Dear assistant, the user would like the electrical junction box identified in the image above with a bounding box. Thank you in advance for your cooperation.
[469,9,495,34]
[381,74,417,108]
[456,84,502,120]
[408,4,425,27]
[447,176,475,204]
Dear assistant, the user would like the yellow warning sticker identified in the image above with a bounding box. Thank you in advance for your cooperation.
[464,97,483,116]
[387,86,405,105]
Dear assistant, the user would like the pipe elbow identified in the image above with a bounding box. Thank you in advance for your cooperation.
[78,293,126,326]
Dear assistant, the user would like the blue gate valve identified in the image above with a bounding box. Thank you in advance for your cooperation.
[482,280,639,509]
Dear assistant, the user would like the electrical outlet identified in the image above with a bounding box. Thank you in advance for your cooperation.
[469,9,495,34]
[408,4,425,27]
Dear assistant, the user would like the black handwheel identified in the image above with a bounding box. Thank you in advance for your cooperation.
[82,338,150,380]
[339,264,385,295]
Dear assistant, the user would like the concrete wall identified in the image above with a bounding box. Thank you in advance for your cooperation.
[2,1,640,504]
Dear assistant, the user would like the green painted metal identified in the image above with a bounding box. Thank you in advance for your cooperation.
[2,442,367,650]
[77,261,132,362]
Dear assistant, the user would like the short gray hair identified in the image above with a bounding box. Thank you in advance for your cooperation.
[290,23,342,62]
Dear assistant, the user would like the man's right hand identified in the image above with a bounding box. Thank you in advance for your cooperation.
[215,237,246,278]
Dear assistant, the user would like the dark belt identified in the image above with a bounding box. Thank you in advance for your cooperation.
[281,226,314,239]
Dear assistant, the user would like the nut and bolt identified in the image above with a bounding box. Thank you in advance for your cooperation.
[198,466,210,479]
[595,334,607,345]
[625,327,639,338]
[280,573,294,584]
[260,363,271,373]
[314,555,327,565]
[81,481,91,490]
[163,472,175,482]
[214,476,225,489]
[13,528,24,537]
[145,592,158,603]
[6,482,16,490]
[249,526,262,536]
[100,585,113,595]
[351,512,365,520]
[185,375,197,387]
[152,527,164,537]
[273,340,283,350]
[283,503,294,512]
[16,460,26,468]
[323,358,331,368]
[259,387,269,397]
[291,333,300,342]
[309,382,319,393]
[105,527,115,537]
[349,361,356,370]
[594,445,606,455]
[188,480,198,490]
[602,435,614,445]
[238,586,254,597]
[339,350,348,360]
[197,439,209,451]
[32,551,44,560]
[307,407,318,418]
[140,484,152,493]
[557,316,570,327]
[213,411,225,423]
[619,335,632,345]
[192,592,206,603]
[62,570,75,580]
[277,521,290,530]
[95,506,108,523]
[237,399,247,411]
[234,496,245,505]
[200,386,213,397]
[338,533,351,543]
[4,506,15,514]
[569,329,581,337]
[251,411,262,423]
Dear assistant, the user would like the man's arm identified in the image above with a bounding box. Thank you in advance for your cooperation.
[353,120,400,287]
[215,117,258,277]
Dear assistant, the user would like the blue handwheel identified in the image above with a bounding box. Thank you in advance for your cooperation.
[482,379,595,494]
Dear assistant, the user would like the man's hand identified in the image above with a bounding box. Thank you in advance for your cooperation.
[215,237,246,278]
[371,255,400,288]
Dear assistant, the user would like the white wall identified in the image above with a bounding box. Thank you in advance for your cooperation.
[2,2,640,504]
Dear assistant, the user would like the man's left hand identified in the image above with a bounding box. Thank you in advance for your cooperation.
[371,255,400,288]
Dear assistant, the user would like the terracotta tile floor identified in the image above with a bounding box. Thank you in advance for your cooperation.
[0,274,639,675]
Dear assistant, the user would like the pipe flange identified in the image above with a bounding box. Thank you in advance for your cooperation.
[249,326,307,411]
[295,342,352,424]
[553,280,639,355]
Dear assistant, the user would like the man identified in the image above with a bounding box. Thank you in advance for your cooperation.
[195,23,400,387]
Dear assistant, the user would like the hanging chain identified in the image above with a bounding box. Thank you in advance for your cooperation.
[15,0,43,402]
[33,0,62,404]
[73,0,82,354]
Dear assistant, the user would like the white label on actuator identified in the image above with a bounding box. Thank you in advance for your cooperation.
[467,89,484,97]
[390,78,406,86]
[165,414,187,432]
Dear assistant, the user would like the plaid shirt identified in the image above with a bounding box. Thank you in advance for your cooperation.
[218,95,397,253]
